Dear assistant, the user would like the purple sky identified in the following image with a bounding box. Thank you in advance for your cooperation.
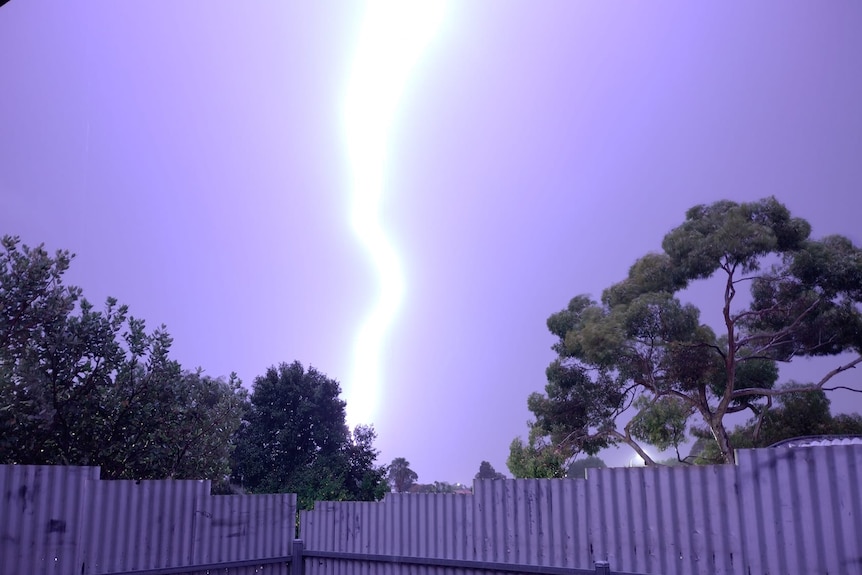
[2,1,861,483]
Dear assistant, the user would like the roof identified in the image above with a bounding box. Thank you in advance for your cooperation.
[768,435,862,448]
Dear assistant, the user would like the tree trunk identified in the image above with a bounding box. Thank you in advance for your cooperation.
[716,262,737,465]
[710,418,735,464]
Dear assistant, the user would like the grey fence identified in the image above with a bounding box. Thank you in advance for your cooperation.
[299,445,862,575]
[0,464,297,575]
[4,444,862,575]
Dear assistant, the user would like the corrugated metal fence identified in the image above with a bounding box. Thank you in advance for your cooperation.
[3,445,861,575]
[299,445,862,575]
[0,464,297,575]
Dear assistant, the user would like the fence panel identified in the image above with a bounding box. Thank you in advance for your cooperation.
[300,488,618,575]
[0,464,296,575]
[0,464,99,575]
[300,445,862,575]
[80,478,207,574]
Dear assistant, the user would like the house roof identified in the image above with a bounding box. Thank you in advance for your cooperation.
[768,435,862,448]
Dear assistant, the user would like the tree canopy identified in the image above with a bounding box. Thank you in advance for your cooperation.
[521,198,862,465]
[506,436,567,478]
[230,361,388,508]
[0,236,246,483]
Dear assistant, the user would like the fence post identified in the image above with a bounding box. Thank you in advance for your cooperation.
[292,539,304,575]
[594,560,610,575]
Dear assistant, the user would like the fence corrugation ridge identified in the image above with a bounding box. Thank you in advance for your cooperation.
[0,464,98,575]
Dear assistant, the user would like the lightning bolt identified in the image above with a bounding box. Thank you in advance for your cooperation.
[343,1,447,427]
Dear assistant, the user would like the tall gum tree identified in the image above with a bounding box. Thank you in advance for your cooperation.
[523,197,862,465]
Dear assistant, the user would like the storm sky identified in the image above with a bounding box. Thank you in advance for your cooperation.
[2,1,861,483]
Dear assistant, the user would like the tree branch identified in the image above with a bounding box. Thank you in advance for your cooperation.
[735,297,821,352]
[726,403,754,414]
[731,355,862,399]
[811,354,861,389]
[609,428,657,466]
[822,385,862,393]
[731,302,782,323]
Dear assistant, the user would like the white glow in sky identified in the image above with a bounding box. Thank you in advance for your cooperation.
[343,1,447,428]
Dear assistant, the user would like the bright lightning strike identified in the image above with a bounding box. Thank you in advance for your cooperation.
[343,1,447,428]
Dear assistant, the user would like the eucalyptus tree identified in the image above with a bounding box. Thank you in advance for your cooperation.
[522,198,862,464]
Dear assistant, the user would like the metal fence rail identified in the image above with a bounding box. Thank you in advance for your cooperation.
[298,544,639,575]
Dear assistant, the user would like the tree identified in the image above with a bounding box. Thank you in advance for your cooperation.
[1,237,81,450]
[343,425,389,501]
[230,361,387,508]
[388,457,418,492]
[521,198,862,465]
[475,460,506,480]
[157,370,247,482]
[0,236,247,483]
[566,455,606,479]
[506,436,567,478]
